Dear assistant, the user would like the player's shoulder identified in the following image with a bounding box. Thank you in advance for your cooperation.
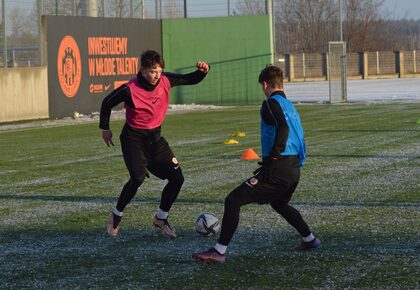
[160,74,170,84]
[263,96,282,108]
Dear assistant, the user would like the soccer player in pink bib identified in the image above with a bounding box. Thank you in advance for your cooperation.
[99,50,209,238]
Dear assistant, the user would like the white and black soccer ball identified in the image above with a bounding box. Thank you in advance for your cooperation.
[195,213,221,237]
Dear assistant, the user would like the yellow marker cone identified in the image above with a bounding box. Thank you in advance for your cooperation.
[224,139,239,145]
[232,131,246,137]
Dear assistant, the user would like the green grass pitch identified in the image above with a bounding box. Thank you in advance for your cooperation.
[0,103,419,288]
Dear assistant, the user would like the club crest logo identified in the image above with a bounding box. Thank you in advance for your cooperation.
[57,35,82,98]
[250,177,258,186]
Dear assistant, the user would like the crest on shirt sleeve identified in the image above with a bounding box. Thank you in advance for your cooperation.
[245,177,259,187]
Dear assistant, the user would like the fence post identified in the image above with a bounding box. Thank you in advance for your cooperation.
[414,50,417,74]
[184,0,187,18]
[287,54,295,82]
[362,52,368,79]
[12,50,16,67]
[396,51,404,78]
[302,52,306,81]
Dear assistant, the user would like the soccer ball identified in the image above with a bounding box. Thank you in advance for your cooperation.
[195,213,221,237]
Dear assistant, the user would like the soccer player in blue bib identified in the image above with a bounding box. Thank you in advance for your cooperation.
[193,65,320,263]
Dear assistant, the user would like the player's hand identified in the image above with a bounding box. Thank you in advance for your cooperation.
[196,61,210,73]
[102,129,114,147]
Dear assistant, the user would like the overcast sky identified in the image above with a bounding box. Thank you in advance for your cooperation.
[382,0,420,20]
[7,0,420,20]
[189,0,420,20]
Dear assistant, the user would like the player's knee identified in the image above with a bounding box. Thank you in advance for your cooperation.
[271,203,285,214]
[131,173,146,187]
[224,193,241,209]
[168,170,184,188]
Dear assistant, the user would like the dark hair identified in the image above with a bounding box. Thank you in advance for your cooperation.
[140,50,165,69]
[258,65,283,88]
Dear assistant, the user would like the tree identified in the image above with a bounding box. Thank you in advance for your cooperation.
[162,0,183,19]
[8,7,36,46]
[271,0,392,53]
[233,0,265,16]
[41,0,78,16]
[276,0,337,53]
[344,0,386,52]
[109,0,130,18]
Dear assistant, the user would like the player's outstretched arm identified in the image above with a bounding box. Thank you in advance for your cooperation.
[165,61,210,87]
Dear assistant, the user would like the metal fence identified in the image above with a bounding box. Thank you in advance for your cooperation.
[0,46,39,67]
[403,50,419,74]
[346,52,361,77]
[367,51,396,76]
[2,0,265,68]
[282,50,419,81]
[292,53,326,80]
[2,0,420,81]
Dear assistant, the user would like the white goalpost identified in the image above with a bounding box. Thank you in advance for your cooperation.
[328,41,347,103]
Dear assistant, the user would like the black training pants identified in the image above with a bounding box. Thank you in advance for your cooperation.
[115,124,184,213]
[218,156,311,246]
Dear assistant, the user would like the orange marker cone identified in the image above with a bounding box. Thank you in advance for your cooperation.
[241,148,260,160]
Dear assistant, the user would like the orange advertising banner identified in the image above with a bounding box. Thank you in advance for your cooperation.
[45,16,162,117]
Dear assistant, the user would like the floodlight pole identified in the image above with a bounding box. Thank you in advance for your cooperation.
[2,0,6,67]
[266,0,275,64]
[155,0,158,18]
[339,0,343,41]
[88,0,98,17]
[73,0,77,16]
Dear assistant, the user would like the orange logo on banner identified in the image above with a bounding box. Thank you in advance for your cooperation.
[57,35,82,98]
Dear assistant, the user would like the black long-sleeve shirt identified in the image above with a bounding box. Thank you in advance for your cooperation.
[260,90,289,158]
[99,70,207,130]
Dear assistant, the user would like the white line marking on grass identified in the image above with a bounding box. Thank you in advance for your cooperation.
[11,148,247,195]
[13,177,63,187]
[0,169,17,175]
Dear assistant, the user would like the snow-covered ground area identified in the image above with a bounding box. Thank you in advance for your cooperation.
[0,104,228,132]
[0,78,418,131]
[286,77,420,103]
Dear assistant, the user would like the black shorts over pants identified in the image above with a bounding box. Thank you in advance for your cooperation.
[120,124,180,182]
[115,124,184,212]
[218,156,311,245]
